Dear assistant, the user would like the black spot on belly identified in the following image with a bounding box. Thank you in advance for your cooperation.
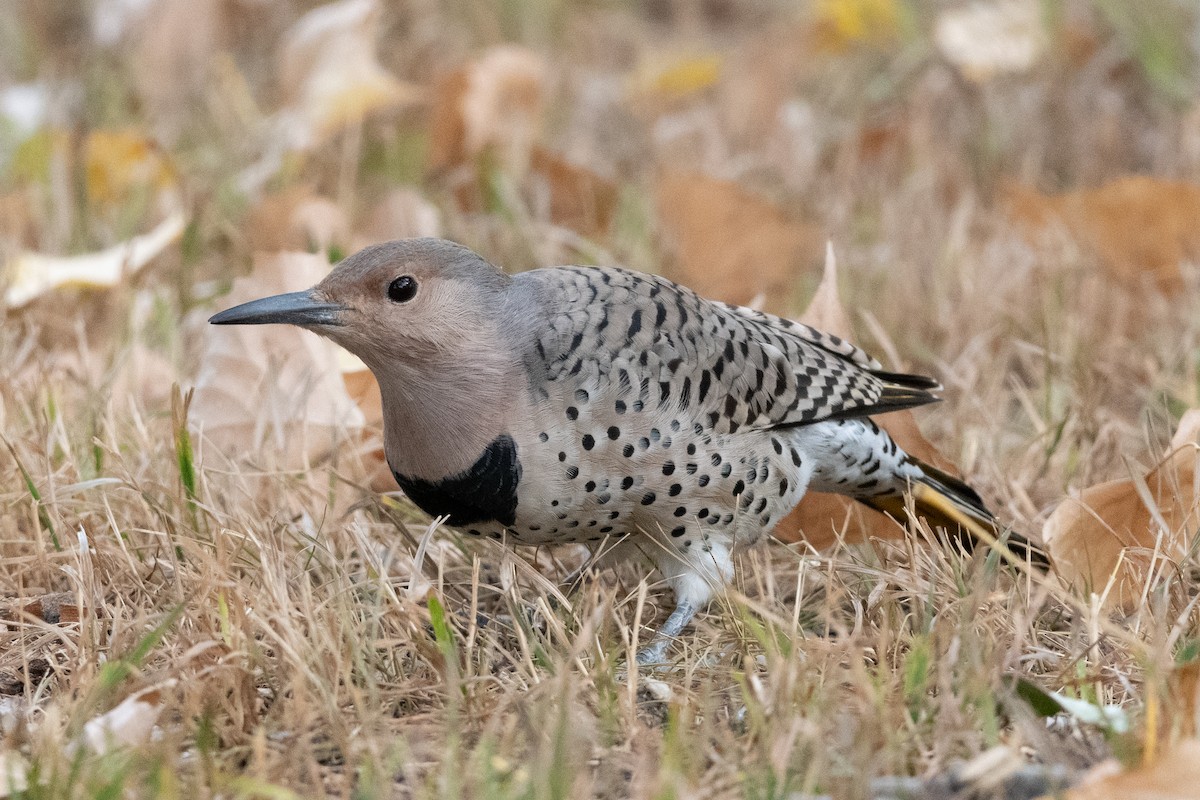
[391,434,521,526]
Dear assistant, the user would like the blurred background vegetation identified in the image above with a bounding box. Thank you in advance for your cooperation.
[4,2,1200,797]
[2,0,1198,286]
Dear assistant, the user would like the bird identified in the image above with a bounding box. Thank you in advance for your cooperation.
[210,237,1046,663]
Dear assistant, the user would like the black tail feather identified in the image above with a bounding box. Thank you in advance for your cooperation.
[871,369,942,391]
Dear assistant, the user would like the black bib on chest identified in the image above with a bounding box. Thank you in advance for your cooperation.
[391,434,522,527]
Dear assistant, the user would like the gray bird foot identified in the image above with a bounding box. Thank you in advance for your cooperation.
[634,600,697,667]
[634,640,671,667]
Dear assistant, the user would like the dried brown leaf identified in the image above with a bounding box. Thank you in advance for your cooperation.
[0,192,35,250]
[337,185,441,491]
[426,50,613,235]
[425,66,472,177]
[1042,411,1200,611]
[1066,740,1200,800]
[1168,660,1200,739]
[655,169,822,312]
[1005,176,1200,293]
[278,0,424,149]
[528,146,618,237]
[1,592,81,626]
[426,45,546,177]
[339,365,394,492]
[244,187,349,255]
[191,252,365,469]
[798,243,853,336]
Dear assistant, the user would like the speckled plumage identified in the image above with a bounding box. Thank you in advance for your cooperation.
[211,238,1041,663]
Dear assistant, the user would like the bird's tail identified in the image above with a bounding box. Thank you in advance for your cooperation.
[862,458,1051,569]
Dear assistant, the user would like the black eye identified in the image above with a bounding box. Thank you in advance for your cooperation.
[387,275,418,303]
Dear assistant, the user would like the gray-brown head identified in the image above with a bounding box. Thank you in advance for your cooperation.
[211,238,530,477]
[210,238,512,370]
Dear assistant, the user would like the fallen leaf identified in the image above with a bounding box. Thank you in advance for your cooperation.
[1066,739,1200,800]
[772,245,961,549]
[1004,176,1200,293]
[1168,660,1200,739]
[424,66,472,178]
[811,0,902,52]
[797,242,853,336]
[83,128,176,207]
[934,0,1046,82]
[244,186,349,255]
[79,684,170,755]
[339,186,441,489]
[278,0,423,149]
[339,354,394,492]
[3,210,186,309]
[527,146,618,237]
[655,169,822,312]
[342,363,381,430]
[0,592,81,626]
[426,47,615,235]
[629,53,723,105]
[426,45,547,177]
[1042,410,1200,611]
[0,191,36,250]
[191,251,366,469]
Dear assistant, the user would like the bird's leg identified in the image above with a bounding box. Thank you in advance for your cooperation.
[635,599,698,665]
[634,532,733,666]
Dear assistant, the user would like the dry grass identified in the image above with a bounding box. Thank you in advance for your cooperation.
[2,1,1200,798]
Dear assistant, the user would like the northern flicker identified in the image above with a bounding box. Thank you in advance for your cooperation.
[210,238,1045,663]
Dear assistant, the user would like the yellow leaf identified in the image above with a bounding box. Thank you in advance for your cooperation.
[813,0,902,51]
[9,127,67,185]
[84,129,174,206]
[631,54,723,102]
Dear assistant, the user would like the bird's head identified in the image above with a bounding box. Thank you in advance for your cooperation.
[209,238,514,373]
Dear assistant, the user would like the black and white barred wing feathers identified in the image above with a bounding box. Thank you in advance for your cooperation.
[523,265,941,433]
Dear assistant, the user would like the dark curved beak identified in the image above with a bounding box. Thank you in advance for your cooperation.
[209,291,346,327]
